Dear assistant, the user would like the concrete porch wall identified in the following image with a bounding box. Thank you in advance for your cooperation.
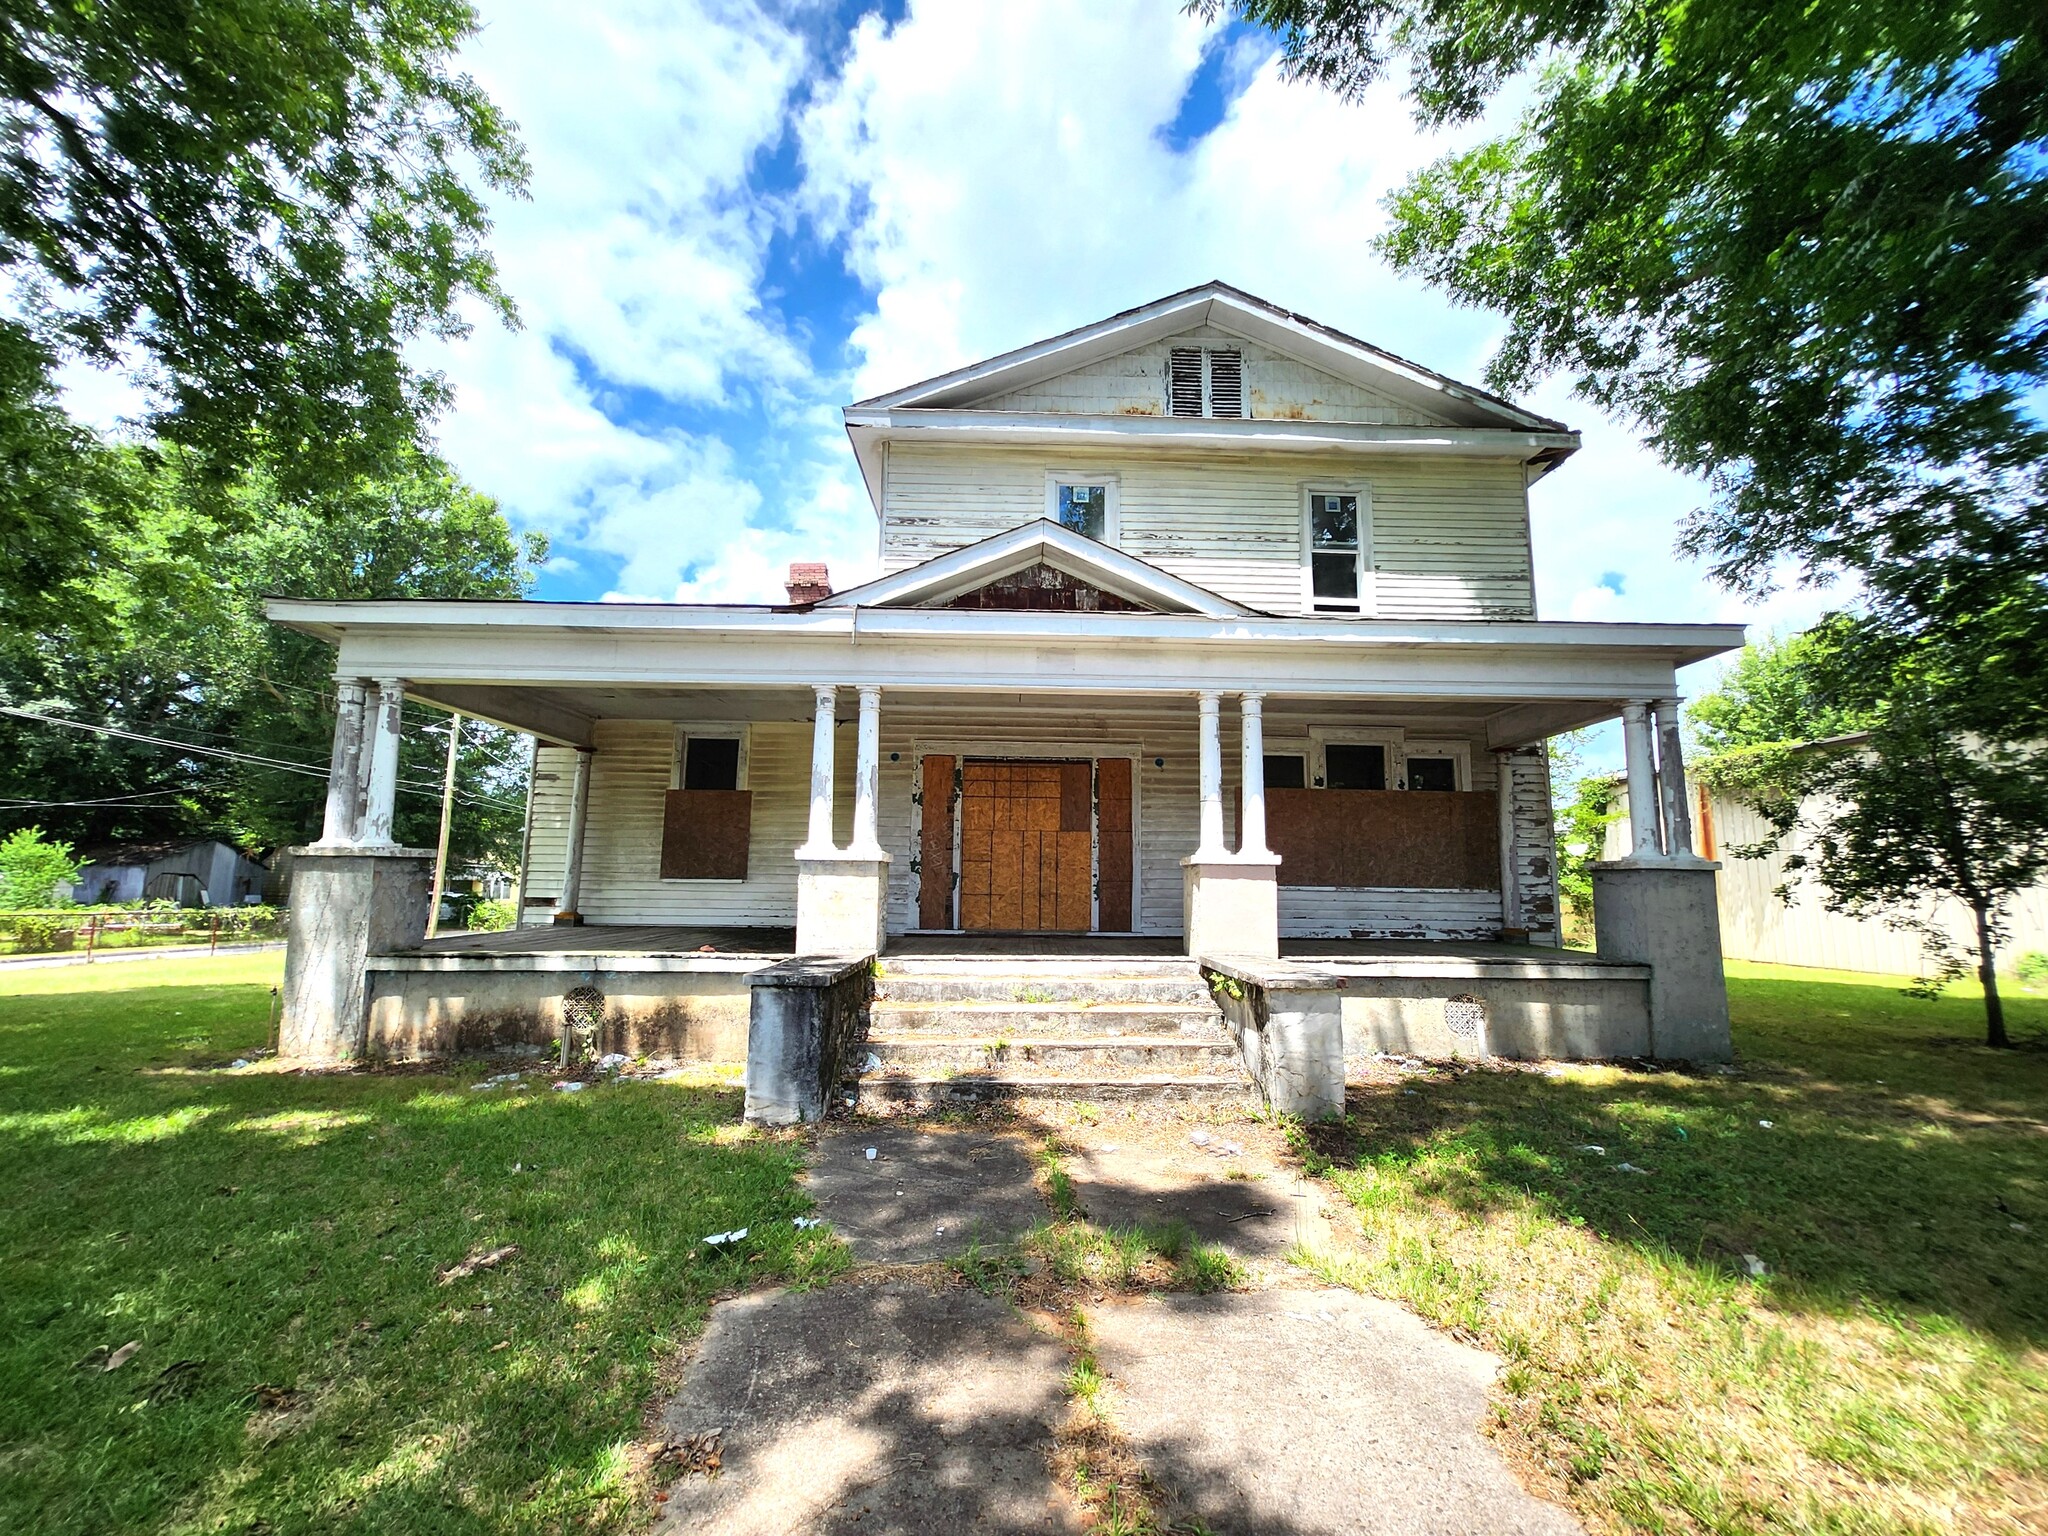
[362,956,763,1061]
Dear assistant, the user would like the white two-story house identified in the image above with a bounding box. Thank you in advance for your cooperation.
[270,284,1741,1106]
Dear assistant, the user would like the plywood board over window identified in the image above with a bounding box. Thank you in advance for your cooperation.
[663,726,751,880]
[1265,789,1498,890]
[660,790,751,880]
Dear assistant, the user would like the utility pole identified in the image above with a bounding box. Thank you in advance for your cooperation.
[426,711,463,940]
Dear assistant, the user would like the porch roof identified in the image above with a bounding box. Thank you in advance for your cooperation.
[263,596,1742,750]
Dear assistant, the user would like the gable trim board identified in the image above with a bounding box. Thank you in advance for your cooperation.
[818,518,1251,618]
[850,282,1565,432]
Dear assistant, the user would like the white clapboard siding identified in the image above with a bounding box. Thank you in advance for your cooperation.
[525,720,819,927]
[1672,794,2048,976]
[880,443,1535,618]
[976,326,1427,425]
[1503,745,1562,945]
[519,745,577,925]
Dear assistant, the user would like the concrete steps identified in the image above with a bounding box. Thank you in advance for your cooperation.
[850,954,1246,1108]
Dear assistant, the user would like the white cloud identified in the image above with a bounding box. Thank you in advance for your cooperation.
[417,0,855,602]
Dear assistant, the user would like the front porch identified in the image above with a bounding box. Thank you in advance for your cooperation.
[363,923,1653,1074]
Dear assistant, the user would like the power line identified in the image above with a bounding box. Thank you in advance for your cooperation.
[0,707,526,814]
[0,790,188,808]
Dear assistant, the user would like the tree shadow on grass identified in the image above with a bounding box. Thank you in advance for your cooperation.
[1320,972,2048,1348]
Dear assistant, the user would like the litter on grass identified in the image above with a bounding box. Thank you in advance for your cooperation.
[1576,1145,1607,1156]
[1758,1120,1774,1128]
[703,1228,749,1247]
[792,1217,824,1230]
[1742,1253,1769,1278]
[230,1058,252,1069]
[553,1081,586,1093]
[1614,1162,1650,1175]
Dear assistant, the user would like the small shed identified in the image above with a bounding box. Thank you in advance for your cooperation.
[72,840,271,908]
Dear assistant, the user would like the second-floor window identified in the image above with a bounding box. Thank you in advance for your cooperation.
[1047,472,1118,542]
[1304,489,1369,614]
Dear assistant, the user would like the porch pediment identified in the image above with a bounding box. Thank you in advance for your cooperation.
[816,519,1253,618]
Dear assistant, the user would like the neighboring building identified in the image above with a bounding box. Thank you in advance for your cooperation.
[267,283,1744,1095]
[1607,766,2048,976]
[72,840,270,908]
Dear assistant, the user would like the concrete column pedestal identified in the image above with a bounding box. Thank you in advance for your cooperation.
[1591,860,1731,1061]
[796,851,891,958]
[280,845,435,1062]
[1183,855,1280,960]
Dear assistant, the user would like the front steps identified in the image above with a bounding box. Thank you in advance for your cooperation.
[850,957,1248,1107]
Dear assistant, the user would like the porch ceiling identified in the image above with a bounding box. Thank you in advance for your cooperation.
[403,680,1628,751]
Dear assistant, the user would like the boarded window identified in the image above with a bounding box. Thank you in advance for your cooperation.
[1324,743,1386,790]
[1266,789,1499,889]
[660,790,751,879]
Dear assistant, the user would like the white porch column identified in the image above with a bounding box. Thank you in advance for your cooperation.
[850,685,883,856]
[1653,697,1698,861]
[1621,700,1663,860]
[316,680,369,846]
[1196,690,1227,859]
[357,678,406,848]
[802,685,837,855]
[1184,688,1278,960]
[1495,748,1523,932]
[1239,692,1269,858]
[556,748,594,921]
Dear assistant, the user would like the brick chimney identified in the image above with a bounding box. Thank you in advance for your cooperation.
[784,562,832,605]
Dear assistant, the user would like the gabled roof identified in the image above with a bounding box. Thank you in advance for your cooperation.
[816,520,1255,619]
[852,281,1564,432]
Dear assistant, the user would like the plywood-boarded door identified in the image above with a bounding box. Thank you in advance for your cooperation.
[958,760,1093,931]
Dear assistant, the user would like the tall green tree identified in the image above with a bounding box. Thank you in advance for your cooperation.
[0,0,527,623]
[1203,0,2048,691]
[1691,623,2048,1046]
[0,448,542,866]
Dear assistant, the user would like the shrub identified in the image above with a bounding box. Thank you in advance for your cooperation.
[0,828,80,910]
[2018,951,2048,987]
[469,897,516,932]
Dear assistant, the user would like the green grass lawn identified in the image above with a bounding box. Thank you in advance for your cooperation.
[1303,961,2048,1535]
[7,954,2047,1535]
[0,955,842,1535]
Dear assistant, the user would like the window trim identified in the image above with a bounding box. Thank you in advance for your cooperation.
[1259,736,1312,792]
[1299,483,1375,616]
[1308,726,1403,791]
[1044,471,1121,545]
[1398,739,1471,792]
[672,724,750,792]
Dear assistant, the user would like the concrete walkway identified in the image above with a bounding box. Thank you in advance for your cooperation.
[654,1115,1583,1536]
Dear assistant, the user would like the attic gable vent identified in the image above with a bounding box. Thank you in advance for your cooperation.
[1207,349,1243,417]
[1166,347,1244,418]
[1168,347,1205,416]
